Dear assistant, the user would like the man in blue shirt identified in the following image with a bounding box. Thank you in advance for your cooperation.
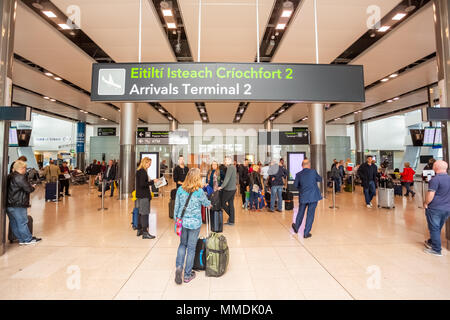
[423,160,450,256]
[292,159,323,238]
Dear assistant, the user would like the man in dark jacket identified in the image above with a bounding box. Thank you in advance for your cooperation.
[268,159,288,212]
[238,159,250,207]
[6,160,41,245]
[218,157,237,225]
[100,160,117,197]
[358,156,378,208]
[173,156,189,188]
[292,159,322,238]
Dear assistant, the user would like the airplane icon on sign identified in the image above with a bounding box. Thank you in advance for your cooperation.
[101,74,122,89]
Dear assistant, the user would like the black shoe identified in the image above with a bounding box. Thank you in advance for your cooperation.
[175,268,183,285]
[304,233,312,239]
[65,194,71,197]
[276,209,282,212]
[142,232,155,239]
[292,223,298,234]
[137,229,143,237]
[412,193,415,198]
[225,222,235,226]
[424,239,432,250]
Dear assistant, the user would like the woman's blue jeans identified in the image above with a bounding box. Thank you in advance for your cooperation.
[176,227,201,278]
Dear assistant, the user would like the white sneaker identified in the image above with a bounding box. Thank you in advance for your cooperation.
[366,204,373,208]
[19,237,42,245]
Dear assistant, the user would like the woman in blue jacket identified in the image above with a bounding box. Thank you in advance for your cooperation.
[174,168,211,284]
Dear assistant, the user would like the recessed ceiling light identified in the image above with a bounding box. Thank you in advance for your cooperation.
[50,99,56,102]
[392,13,407,21]
[335,118,341,121]
[162,9,173,16]
[405,5,416,13]
[240,108,244,113]
[42,10,57,18]
[390,73,398,78]
[275,23,286,30]
[393,97,400,101]
[32,1,44,10]
[54,77,62,81]
[44,72,53,77]
[302,117,308,121]
[159,108,165,113]
[387,100,393,103]
[168,116,173,120]
[270,116,275,120]
[281,10,292,18]
[236,117,241,121]
[381,78,389,82]
[58,24,71,30]
[378,26,390,32]
[43,96,49,100]
[278,108,285,114]
[167,22,177,29]
[202,117,207,121]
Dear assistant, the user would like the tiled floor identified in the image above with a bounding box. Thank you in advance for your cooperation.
[0,183,449,300]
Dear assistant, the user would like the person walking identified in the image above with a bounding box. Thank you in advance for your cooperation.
[174,168,211,284]
[292,159,322,239]
[268,159,288,212]
[59,161,71,196]
[423,160,450,256]
[173,156,189,188]
[401,162,416,197]
[249,164,263,211]
[100,160,117,197]
[135,157,159,239]
[6,160,41,245]
[218,157,237,225]
[358,155,378,208]
[238,159,250,208]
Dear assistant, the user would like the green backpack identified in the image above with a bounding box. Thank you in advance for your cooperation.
[206,232,229,277]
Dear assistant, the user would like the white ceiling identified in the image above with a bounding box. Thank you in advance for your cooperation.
[12,0,439,126]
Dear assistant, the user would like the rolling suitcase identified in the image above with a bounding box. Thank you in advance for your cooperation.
[169,199,175,219]
[132,203,139,230]
[210,210,223,233]
[45,182,58,202]
[8,215,33,243]
[284,200,294,210]
[378,188,395,209]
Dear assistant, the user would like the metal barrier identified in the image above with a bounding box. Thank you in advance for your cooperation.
[351,173,355,193]
[329,179,338,209]
[98,180,108,211]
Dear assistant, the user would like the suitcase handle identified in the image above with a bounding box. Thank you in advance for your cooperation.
[205,207,210,238]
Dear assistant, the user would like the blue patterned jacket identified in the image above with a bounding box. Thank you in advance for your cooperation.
[175,187,211,230]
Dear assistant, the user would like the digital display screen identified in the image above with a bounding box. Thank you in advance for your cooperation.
[140,152,159,180]
[434,128,442,146]
[287,152,306,181]
[9,127,18,146]
[423,127,436,146]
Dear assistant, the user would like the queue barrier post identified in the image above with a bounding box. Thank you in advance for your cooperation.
[98,180,108,211]
[329,179,338,210]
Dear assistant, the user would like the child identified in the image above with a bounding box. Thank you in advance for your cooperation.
[244,186,250,210]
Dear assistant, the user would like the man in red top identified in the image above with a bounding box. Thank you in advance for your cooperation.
[401,162,416,197]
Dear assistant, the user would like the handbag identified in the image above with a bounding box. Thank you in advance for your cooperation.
[175,192,194,236]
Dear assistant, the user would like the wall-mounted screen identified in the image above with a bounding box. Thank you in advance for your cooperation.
[423,127,436,146]
[9,127,18,146]
[287,152,306,181]
[139,152,160,180]
[410,129,424,147]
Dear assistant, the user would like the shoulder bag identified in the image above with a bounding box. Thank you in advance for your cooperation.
[175,192,194,236]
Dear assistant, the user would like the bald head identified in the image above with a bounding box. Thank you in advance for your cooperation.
[302,159,311,169]
[433,160,448,174]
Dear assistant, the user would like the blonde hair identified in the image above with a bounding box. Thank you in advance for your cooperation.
[137,157,151,171]
[404,162,410,168]
[13,160,27,172]
[182,168,203,193]
[253,164,260,172]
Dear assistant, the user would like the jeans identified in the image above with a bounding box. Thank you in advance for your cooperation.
[294,202,318,236]
[6,207,32,243]
[249,191,259,209]
[404,182,415,196]
[221,190,236,223]
[60,179,70,195]
[363,181,376,205]
[270,185,283,211]
[333,177,341,193]
[425,208,450,253]
[176,227,201,278]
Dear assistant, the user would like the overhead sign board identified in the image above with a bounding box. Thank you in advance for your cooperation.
[427,107,450,121]
[91,63,365,103]
[137,130,189,145]
[258,131,310,145]
[0,106,31,121]
[98,127,117,136]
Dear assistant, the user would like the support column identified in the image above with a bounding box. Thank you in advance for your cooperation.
[309,103,327,197]
[119,103,137,198]
[170,119,178,170]
[0,0,17,256]
[354,115,365,165]
[76,122,86,171]
[432,0,450,248]
[170,119,178,132]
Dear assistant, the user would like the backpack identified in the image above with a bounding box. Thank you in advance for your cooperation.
[206,232,229,277]
[209,190,222,212]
